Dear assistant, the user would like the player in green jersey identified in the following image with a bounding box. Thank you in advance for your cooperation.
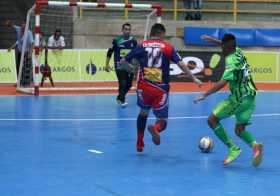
[194,34,263,167]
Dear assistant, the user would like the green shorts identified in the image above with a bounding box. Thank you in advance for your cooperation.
[213,95,256,124]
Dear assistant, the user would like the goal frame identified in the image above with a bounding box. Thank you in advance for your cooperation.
[26,0,162,95]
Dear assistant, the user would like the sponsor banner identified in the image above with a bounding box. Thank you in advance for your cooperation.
[245,52,277,82]
[40,50,80,81]
[172,51,278,83]
[79,50,116,81]
[0,50,17,83]
[0,49,279,83]
[38,49,116,81]
[171,51,224,82]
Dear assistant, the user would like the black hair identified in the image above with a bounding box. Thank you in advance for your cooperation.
[222,33,236,48]
[122,23,131,29]
[55,28,62,33]
[150,23,166,37]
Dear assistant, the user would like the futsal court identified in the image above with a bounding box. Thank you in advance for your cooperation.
[0,91,279,196]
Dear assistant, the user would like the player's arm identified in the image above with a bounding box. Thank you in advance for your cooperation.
[194,80,228,103]
[105,47,114,72]
[171,48,202,86]
[119,46,142,72]
[177,61,202,86]
[201,34,222,45]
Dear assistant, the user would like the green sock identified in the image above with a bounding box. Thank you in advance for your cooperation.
[213,122,235,148]
[239,130,256,147]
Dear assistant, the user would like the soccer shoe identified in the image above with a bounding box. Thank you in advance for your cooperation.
[223,146,242,166]
[116,99,122,105]
[121,102,128,108]
[136,138,144,152]
[148,125,160,145]
[252,143,263,167]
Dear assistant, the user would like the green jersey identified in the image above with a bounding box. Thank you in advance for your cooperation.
[222,47,257,102]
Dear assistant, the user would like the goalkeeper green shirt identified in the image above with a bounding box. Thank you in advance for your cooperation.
[222,47,257,102]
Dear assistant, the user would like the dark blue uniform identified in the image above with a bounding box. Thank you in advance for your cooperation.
[125,38,182,118]
[110,35,137,104]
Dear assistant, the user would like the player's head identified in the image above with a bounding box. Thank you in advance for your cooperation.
[54,28,61,38]
[122,23,131,38]
[221,33,236,56]
[150,23,166,38]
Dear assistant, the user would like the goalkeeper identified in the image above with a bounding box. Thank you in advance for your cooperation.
[105,23,137,107]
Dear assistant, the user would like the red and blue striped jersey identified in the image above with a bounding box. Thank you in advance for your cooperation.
[125,38,182,90]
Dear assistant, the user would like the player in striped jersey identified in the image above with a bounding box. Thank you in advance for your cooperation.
[121,23,202,152]
[194,34,263,167]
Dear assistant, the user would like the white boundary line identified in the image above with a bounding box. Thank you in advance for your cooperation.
[88,149,103,154]
[0,113,279,121]
[1,90,280,97]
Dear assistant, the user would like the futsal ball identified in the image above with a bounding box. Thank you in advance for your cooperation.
[86,63,97,75]
[199,136,214,153]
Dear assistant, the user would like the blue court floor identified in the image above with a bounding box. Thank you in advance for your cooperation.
[0,92,279,196]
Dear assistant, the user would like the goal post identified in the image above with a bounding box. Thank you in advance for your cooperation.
[18,0,162,95]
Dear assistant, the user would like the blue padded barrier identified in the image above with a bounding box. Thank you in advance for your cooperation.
[255,28,280,46]
[184,26,280,46]
[184,27,220,46]
[219,28,255,46]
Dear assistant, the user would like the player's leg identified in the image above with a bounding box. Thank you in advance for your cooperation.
[136,84,152,152]
[210,98,241,165]
[124,72,134,95]
[115,69,128,106]
[137,109,149,152]
[148,90,169,145]
[148,117,167,145]
[235,95,263,167]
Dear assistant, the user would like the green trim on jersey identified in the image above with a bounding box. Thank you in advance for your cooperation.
[222,47,257,102]
[115,36,135,45]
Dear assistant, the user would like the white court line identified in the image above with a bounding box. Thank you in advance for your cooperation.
[88,149,103,154]
[0,113,279,121]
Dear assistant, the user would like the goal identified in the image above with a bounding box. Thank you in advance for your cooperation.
[17,0,162,95]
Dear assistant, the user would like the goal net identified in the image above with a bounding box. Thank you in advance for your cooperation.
[17,0,162,95]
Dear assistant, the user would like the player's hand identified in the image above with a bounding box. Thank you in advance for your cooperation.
[193,77,203,87]
[105,65,112,72]
[127,64,136,73]
[193,94,206,104]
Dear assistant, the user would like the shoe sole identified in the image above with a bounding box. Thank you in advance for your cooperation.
[252,144,263,167]
[121,104,128,108]
[148,125,160,145]
[223,149,242,166]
